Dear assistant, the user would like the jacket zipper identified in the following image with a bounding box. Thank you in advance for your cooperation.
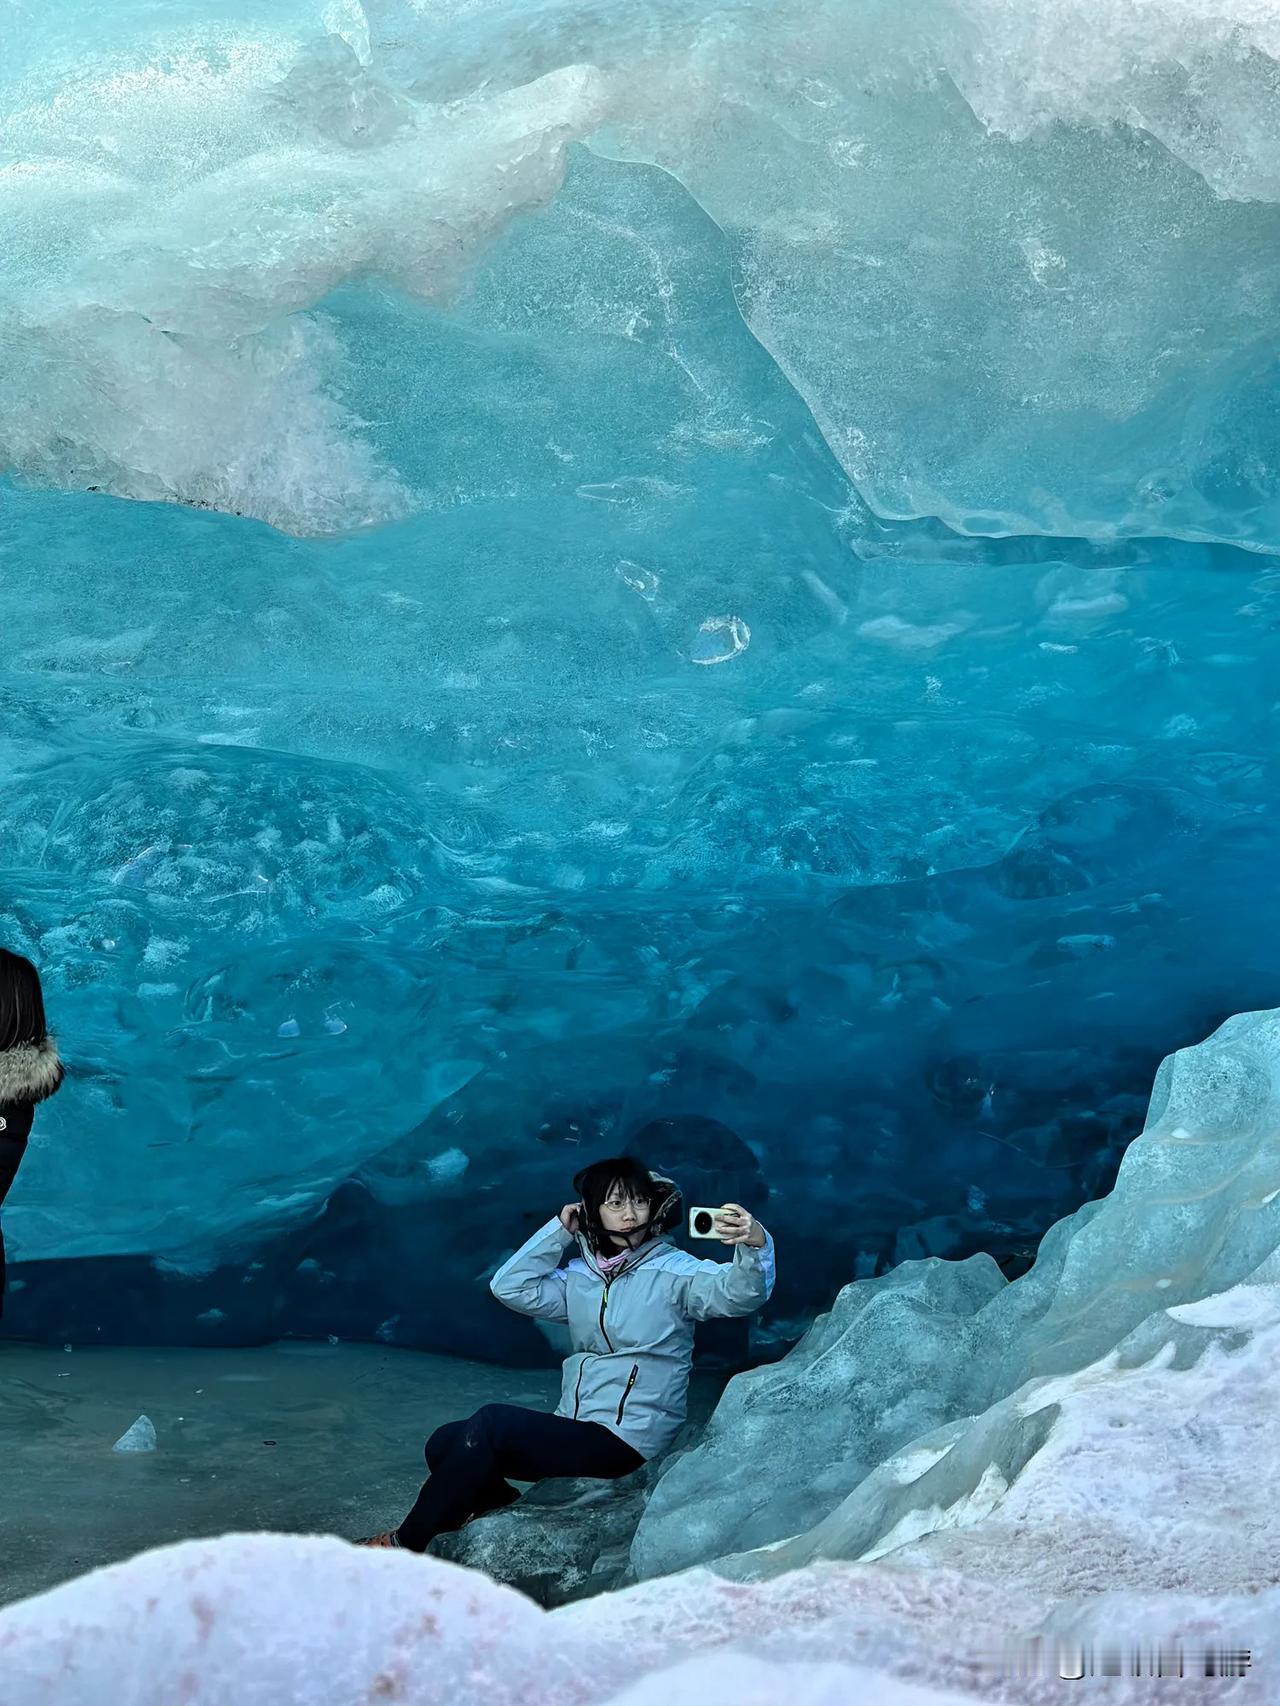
[615,1363,639,1426]
[598,1278,615,1352]
[574,1273,617,1419]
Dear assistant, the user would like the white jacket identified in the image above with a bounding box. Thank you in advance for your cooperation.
[490,1215,776,1460]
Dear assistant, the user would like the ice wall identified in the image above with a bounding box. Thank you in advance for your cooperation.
[4,0,1280,1345]
[631,1007,1280,1579]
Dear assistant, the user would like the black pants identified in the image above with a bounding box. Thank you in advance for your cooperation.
[396,1402,644,1553]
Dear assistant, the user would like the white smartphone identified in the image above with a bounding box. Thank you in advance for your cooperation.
[688,1205,726,1240]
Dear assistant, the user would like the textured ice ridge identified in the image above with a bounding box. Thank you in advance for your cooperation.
[630,1005,1280,1584]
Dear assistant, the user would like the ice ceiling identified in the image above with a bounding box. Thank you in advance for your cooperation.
[3,0,1280,1351]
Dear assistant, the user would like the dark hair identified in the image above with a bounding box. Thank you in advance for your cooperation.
[571,1155,682,1258]
[0,948,55,1054]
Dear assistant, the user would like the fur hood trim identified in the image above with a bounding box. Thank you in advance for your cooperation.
[0,1034,65,1104]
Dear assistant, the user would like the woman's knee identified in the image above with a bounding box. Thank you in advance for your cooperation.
[425,1405,504,1467]
[426,1405,515,1473]
[424,1418,465,1469]
[463,1403,503,1445]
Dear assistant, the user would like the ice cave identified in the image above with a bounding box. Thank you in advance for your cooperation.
[2,0,1280,1699]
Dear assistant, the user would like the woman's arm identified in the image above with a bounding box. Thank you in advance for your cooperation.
[488,1215,573,1322]
[670,1211,777,1321]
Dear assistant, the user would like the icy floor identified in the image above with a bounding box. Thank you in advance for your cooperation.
[4,1308,1279,1701]
[0,1339,561,1607]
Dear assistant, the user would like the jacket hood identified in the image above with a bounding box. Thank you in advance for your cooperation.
[0,1034,65,1105]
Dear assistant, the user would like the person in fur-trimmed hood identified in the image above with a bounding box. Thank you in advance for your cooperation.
[0,948,65,1321]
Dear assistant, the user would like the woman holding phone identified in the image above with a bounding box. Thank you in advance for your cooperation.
[358,1154,774,1550]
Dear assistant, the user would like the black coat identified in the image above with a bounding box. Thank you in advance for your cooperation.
[0,1101,35,1212]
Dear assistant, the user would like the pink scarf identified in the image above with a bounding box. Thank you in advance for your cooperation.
[596,1246,633,1276]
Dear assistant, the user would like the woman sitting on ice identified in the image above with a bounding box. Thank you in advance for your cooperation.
[358,1155,775,1551]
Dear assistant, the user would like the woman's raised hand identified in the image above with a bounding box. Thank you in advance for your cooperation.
[713,1202,766,1248]
[558,1201,582,1233]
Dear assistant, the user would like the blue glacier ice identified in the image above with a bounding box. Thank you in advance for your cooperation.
[3,0,1280,1381]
